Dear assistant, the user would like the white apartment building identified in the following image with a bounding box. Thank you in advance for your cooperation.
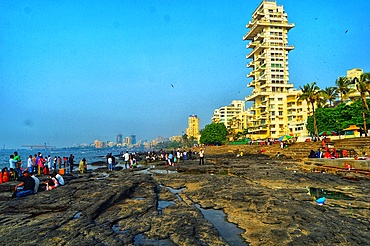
[243,0,309,139]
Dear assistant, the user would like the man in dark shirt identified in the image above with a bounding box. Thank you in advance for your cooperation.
[68,154,74,173]
[13,170,35,198]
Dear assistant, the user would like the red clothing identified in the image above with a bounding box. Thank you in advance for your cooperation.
[2,172,10,183]
[43,167,49,175]
[46,177,59,190]
[324,151,332,158]
[38,158,44,168]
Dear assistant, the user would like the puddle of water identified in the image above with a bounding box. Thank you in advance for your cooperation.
[151,169,178,174]
[134,233,172,246]
[195,204,247,246]
[157,200,176,215]
[167,187,186,194]
[112,224,130,234]
[73,211,82,219]
[166,186,186,201]
[95,173,110,180]
[133,197,146,201]
[308,187,355,200]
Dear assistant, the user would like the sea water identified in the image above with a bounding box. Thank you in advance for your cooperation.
[0,148,125,170]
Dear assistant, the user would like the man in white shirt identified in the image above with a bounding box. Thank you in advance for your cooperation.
[30,172,40,194]
[27,155,33,173]
[123,151,130,170]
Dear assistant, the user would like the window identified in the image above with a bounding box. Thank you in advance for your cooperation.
[279,111,283,116]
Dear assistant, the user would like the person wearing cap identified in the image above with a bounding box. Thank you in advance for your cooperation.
[12,170,35,198]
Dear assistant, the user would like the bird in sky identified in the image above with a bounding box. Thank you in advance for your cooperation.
[171,84,174,88]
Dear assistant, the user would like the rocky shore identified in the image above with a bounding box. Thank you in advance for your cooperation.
[0,152,369,245]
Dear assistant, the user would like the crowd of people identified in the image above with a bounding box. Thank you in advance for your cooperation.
[143,148,205,166]
[11,170,65,198]
[1,151,86,199]
[308,148,348,159]
[4,151,88,177]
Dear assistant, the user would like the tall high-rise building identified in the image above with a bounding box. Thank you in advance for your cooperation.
[186,115,200,141]
[116,133,123,144]
[130,134,136,145]
[243,0,308,138]
[125,136,131,146]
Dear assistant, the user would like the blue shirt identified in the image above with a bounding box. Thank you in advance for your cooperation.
[9,159,17,169]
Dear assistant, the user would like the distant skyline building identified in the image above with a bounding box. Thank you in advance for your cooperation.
[185,115,200,142]
[116,133,123,144]
[243,0,309,138]
[125,136,131,146]
[130,134,136,145]
[94,139,104,148]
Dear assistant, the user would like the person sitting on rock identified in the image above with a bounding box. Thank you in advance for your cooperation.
[53,172,65,186]
[30,172,40,194]
[308,150,317,158]
[12,170,35,198]
[9,168,19,181]
[45,175,59,191]
[316,149,323,158]
[1,168,10,183]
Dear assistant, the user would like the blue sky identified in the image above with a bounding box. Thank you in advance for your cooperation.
[1,0,369,148]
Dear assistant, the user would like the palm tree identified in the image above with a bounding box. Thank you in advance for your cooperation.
[322,86,338,107]
[297,82,323,137]
[353,73,370,135]
[335,76,352,102]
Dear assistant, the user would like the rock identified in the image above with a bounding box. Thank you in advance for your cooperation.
[0,153,369,245]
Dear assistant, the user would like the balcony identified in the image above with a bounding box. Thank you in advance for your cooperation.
[247,70,255,78]
[247,60,255,68]
[253,33,265,41]
[246,43,267,59]
[255,53,265,61]
[255,64,266,72]
[245,92,260,101]
[285,45,295,50]
[247,41,259,49]
[243,20,270,40]
[257,74,267,81]
[247,80,256,87]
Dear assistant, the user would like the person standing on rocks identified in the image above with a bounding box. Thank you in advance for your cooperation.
[199,148,205,165]
[123,151,130,170]
[79,158,87,174]
[107,154,113,171]
[68,154,74,173]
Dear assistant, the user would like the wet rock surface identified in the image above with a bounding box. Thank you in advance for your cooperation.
[0,154,369,245]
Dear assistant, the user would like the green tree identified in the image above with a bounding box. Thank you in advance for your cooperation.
[353,73,370,134]
[322,86,338,107]
[297,82,323,137]
[305,99,370,135]
[335,76,352,102]
[200,123,228,145]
